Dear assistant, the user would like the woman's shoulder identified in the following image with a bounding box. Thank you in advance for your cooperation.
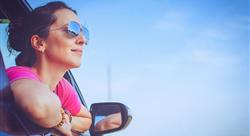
[6,65,31,71]
[57,78,74,90]
[6,66,40,83]
[56,77,76,97]
[56,77,81,116]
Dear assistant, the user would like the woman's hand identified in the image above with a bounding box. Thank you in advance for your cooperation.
[70,106,92,133]
[53,111,72,136]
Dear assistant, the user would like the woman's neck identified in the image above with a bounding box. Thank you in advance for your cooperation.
[31,61,69,91]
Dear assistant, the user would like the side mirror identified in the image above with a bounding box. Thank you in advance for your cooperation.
[89,102,132,136]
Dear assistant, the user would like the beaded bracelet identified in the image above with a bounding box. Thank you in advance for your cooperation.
[55,108,66,128]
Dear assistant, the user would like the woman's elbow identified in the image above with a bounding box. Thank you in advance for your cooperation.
[23,92,62,128]
[78,117,92,132]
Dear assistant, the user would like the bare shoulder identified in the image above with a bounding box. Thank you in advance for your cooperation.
[11,79,48,90]
[9,79,62,127]
[11,79,51,97]
[10,79,61,109]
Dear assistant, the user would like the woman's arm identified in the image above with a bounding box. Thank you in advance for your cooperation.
[11,79,72,136]
[11,79,62,128]
[11,79,91,135]
[70,105,92,133]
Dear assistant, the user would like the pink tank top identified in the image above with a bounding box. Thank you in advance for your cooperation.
[6,66,81,116]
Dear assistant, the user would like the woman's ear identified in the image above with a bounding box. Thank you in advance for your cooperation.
[30,35,46,53]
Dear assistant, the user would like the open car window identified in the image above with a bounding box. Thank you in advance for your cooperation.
[0,6,87,107]
[0,0,88,135]
[0,22,17,68]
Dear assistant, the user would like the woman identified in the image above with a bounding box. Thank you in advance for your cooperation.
[6,1,91,136]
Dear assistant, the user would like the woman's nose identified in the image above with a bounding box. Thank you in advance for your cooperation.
[75,33,86,46]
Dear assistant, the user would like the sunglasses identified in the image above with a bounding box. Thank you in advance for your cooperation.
[51,21,89,45]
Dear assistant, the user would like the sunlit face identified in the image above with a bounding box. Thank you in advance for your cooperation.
[43,9,85,69]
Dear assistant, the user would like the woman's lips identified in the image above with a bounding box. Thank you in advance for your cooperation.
[71,49,83,56]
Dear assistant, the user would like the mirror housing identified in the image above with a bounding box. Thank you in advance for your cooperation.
[89,102,132,136]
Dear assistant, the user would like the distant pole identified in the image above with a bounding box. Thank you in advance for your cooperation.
[107,64,112,101]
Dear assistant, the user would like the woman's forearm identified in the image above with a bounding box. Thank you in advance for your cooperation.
[71,116,92,132]
[69,106,92,132]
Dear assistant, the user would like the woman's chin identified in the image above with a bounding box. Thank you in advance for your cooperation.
[64,58,82,69]
[71,61,82,68]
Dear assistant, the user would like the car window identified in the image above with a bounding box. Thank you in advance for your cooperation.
[0,20,17,68]
[0,1,90,135]
[0,21,87,107]
[0,22,88,135]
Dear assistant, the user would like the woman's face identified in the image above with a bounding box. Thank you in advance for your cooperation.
[43,9,85,69]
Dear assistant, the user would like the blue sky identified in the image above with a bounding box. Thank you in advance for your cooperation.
[7,0,250,135]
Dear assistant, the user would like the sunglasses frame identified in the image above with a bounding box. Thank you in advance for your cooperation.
[50,21,89,45]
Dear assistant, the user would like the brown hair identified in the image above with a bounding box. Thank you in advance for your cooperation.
[7,1,77,66]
